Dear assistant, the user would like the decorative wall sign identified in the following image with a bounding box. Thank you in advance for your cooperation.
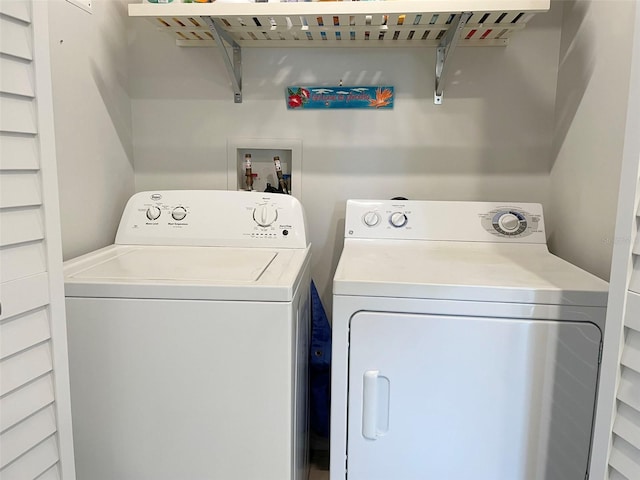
[286,86,394,110]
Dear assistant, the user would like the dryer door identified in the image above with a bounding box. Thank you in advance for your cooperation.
[346,312,601,480]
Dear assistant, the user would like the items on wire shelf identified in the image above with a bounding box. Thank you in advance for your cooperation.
[143,0,387,3]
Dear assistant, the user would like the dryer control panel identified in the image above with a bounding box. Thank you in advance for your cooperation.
[345,200,546,244]
[479,207,541,239]
[115,190,308,248]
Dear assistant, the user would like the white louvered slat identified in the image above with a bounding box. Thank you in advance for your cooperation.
[632,211,640,256]
[610,471,627,480]
[625,291,640,331]
[621,329,640,374]
[0,96,37,134]
[36,465,61,480]
[0,241,47,284]
[0,206,44,247]
[0,171,42,208]
[609,435,640,480]
[0,14,33,60]
[0,273,50,324]
[0,341,53,397]
[628,220,640,257]
[0,435,59,480]
[613,402,640,452]
[0,133,39,170]
[0,308,50,360]
[618,366,640,413]
[628,259,640,292]
[0,405,57,469]
[0,0,31,23]
[625,254,634,289]
[0,374,55,433]
[0,56,35,98]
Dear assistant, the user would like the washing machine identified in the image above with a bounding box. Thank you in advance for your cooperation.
[330,199,608,480]
[64,190,311,480]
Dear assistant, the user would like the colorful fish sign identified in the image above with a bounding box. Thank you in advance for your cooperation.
[286,86,394,110]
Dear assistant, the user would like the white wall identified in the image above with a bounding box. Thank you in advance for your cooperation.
[128,2,563,311]
[548,0,636,281]
[49,0,135,261]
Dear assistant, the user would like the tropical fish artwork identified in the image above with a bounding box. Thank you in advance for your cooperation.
[286,86,394,110]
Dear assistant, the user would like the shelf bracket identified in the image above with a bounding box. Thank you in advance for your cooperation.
[434,11,472,105]
[201,16,242,103]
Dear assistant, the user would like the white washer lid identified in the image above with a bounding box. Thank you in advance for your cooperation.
[70,248,276,283]
[64,244,310,302]
[333,240,608,307]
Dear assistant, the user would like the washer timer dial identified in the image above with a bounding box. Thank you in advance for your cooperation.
[253,204,278,227]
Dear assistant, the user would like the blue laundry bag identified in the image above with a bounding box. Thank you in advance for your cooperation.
[309,281,331,438]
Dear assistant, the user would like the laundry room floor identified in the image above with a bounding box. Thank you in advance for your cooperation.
[309,448,329,480]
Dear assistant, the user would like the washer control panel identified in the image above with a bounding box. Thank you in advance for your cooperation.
[346,199,546,244]
[115,190,308,248]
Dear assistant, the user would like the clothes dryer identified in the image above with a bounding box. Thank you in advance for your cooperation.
[64,190,311,480]
[330,199,608,480]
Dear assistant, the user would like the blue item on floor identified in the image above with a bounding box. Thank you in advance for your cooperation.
[310,280,331,438]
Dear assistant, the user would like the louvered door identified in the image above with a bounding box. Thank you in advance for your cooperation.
[608,211,640,478]
[0,1,76,479]
[603,4,640,474]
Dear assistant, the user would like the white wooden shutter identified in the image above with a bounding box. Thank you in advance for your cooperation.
[609,212,640,478]
[0,1,76,479]
[586,4,640,478]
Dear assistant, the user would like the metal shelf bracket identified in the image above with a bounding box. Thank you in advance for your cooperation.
[434,11,472,105]
[202,16,242,103]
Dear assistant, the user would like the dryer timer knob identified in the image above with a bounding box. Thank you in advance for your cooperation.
[498,213,521,232]
[389,211,408,228]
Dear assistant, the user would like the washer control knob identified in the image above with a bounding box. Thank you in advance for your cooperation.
[498,213,521,232]
[363,211,381,227]
[253,204,278,227]
[389,211,408,228]
[172,206,187,221]
[146,206,161,221]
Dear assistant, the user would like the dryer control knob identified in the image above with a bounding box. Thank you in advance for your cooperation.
[146,206,161,221]
[498,213,521,232]
[363,211,381,227]
[389,211,408,228]
[172,206,187,221]
[253,205,278,227]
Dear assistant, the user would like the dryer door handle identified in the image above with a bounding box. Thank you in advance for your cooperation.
[362,370,390,440]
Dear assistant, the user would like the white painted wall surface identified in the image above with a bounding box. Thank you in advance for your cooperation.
[549,0,635,282]
[48,0,135,261]
[128,2,562,310]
